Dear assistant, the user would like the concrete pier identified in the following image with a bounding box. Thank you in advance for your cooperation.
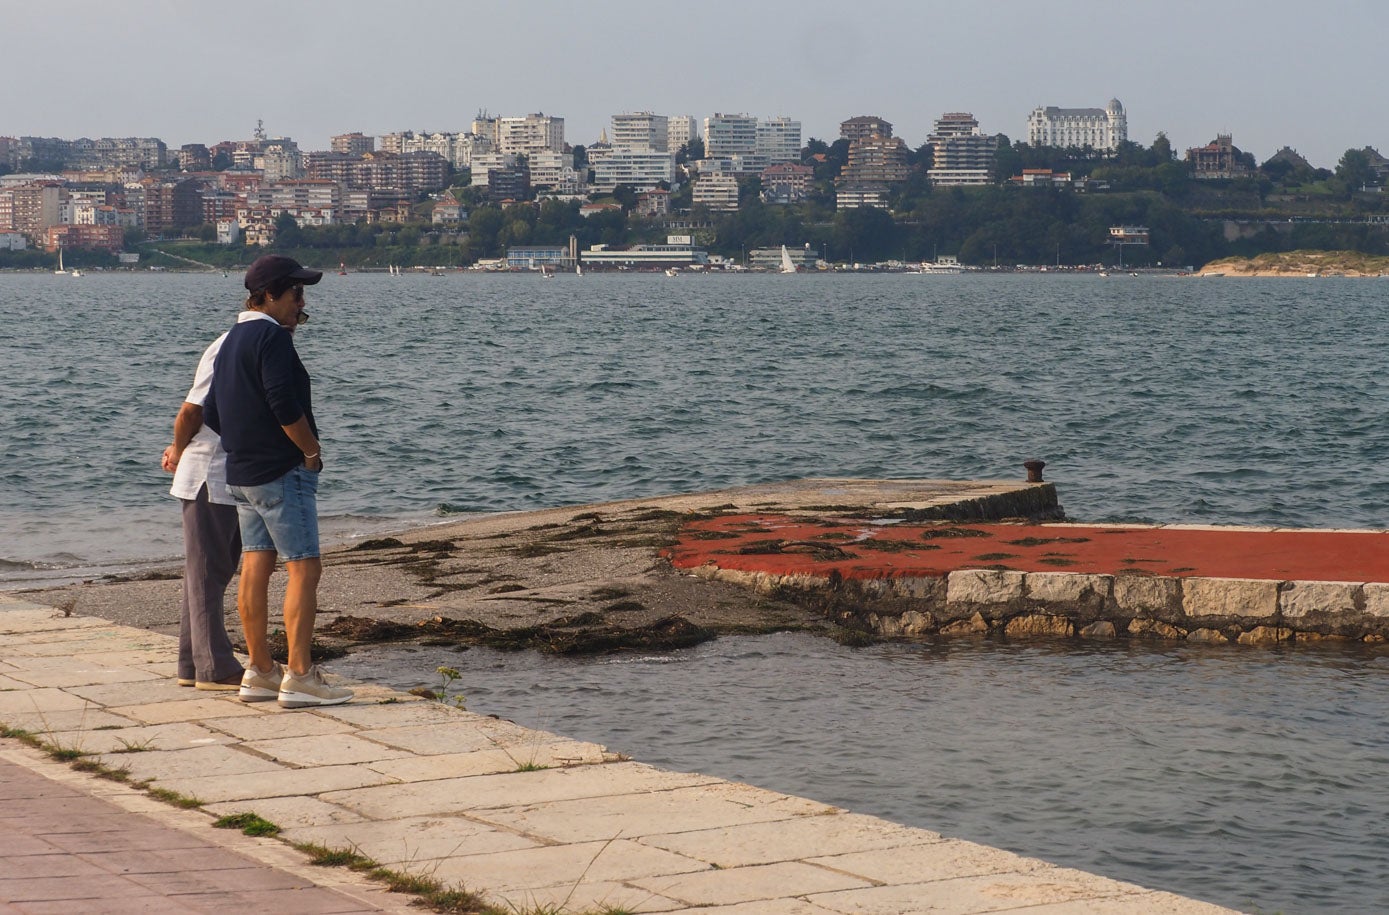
[1,590,1236,913]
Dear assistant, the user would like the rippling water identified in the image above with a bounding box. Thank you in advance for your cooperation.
[5,272,1389,911]
[4,271,1389,580]
[335,633,1389,914]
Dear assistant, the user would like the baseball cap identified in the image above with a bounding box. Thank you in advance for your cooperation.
[244,254,323,292]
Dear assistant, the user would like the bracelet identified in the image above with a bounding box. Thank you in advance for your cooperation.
[303,451,320,460]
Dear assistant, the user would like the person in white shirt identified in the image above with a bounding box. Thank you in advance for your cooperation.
[160,332,245,689]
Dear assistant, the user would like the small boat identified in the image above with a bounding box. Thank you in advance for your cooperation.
[779,245,797,274]
[430,267,445,276]
[665,267,679,277]
[54,245,66,275]
[575,264,583,276]
[540,265,553,279]
[1098,271,1109,277]
[338,262,347,276]
[69,269,83,277]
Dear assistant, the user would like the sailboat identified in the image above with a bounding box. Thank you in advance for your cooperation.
[54,245,66,275]
[779,245,797,274]
[540,265,553,279]
[575,263,582,277]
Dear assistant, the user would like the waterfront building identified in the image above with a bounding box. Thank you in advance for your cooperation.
[591,149,675,192]
[506,245,570,269]
[1026,100,1127,152]
[580,238,709,269]
[840,116,893,143]
[756,117,802,165]
[749,245,818,269]
[331,132,375,156]
[6,183,63,239]
[927,112,998,187]
[692,173,739,211]
[667,116,697,154]
[44,224,123,252]
[611,112,669,152]
[761,162,813,204]
[1186,134,1252,179]
[0,230,27,250]
[704,113,758,159]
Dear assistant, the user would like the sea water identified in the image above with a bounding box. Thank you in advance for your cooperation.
[4,271,1387,579]
[3,271,1387,911]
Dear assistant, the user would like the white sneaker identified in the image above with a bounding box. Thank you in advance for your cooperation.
[239,661,284,703]
[278,666,354,709]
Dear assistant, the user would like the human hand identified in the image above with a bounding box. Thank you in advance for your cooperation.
[161,445,180,473]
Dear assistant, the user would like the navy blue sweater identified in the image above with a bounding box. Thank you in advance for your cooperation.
[205,317,317,486]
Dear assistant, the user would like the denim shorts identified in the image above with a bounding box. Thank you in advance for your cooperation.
[228,466,320,561]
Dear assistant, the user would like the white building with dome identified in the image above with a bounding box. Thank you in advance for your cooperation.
[1026,99,1127,152]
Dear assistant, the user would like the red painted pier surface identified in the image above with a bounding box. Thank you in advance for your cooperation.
[666,515,1389,583]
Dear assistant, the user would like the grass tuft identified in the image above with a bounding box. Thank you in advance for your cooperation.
[147,787,204,809]
[213,811,279,834]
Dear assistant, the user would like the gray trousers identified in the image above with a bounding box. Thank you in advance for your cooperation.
[177,484,244,682]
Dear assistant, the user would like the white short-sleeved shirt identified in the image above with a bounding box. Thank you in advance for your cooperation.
[169,332,232,504]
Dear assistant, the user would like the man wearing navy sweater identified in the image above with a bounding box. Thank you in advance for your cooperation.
[205,254,352,709]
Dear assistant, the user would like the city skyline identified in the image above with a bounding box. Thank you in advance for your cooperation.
[9,0,1387,170]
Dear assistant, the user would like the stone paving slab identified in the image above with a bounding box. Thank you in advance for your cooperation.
[0,595,1240,913]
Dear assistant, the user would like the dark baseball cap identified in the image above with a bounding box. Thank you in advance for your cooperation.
[244,254,323,292]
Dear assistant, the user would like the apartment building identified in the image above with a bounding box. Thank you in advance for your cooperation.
[591,149,675,192]
[756,117,802,165]
[331,132,376,156]
[527,150,577,189]
[1026,99,1127,152]
[7,184,63,238]
[836,184,889,209]
[304,151,448,193]
[495,114,565,156]
[761,163,813,203]
[667,116,697,153]
[611,113,668,151]
[45,224,124,252]
[703,113,758,159]
[841,134,910,185]
[840,116,894,142]
[927,113,998,186]
[693,172,739,211]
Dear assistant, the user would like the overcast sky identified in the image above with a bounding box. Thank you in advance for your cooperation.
[8,0,1384,170]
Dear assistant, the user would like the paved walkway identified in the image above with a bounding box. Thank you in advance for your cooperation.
[0,593,1237,914]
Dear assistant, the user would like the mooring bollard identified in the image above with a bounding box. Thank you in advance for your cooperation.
[1024,459,1046,483]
